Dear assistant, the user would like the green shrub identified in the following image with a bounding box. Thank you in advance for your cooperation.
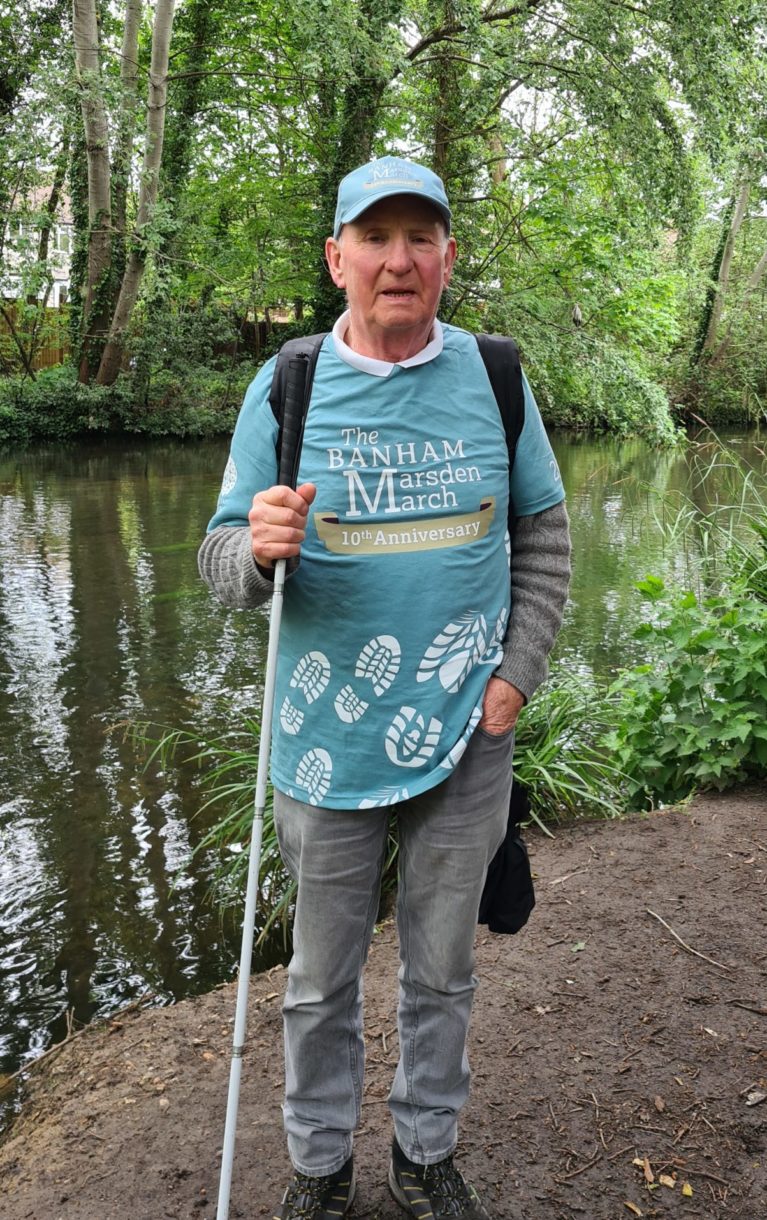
[531,336,683,446]
[0,365,94,445]
[604,574,767,808]
[109,366,250,438]
[0,363,253,448]
[683,361,765,427]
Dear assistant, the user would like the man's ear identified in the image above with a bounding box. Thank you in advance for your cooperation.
[443,235,458,287]
[325,237,345,289]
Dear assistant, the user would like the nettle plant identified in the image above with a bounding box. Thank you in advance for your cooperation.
[604,574,767,807]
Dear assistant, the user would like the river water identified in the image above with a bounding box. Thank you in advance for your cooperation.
[0,429,764,1115]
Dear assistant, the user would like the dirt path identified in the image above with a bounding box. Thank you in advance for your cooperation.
[1,790,765,1220]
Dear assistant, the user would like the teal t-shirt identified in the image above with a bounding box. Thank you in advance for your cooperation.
[208,324,564,808]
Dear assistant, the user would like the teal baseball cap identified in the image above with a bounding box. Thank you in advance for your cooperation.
[333,156,452,238]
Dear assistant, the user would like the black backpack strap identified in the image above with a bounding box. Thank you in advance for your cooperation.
[269,333,328,484]
[474,333,525,486]
[474,334,531,935]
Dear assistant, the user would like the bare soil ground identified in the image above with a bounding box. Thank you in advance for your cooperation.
[1,789,765,1220]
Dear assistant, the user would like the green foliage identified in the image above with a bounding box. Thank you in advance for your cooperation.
[520,335,683,447]
[0,362,248,447]
[4,0,767,437]
[512,676,627,831]
[604,575,767,808]
[133,721,295,945]
[732,517,767,601]
[685,362,766,427]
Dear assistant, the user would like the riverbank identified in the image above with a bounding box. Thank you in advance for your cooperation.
[1,789,765,1220]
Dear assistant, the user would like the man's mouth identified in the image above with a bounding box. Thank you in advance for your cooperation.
[381,289,416,298]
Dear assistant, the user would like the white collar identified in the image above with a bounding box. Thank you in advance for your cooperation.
[331,310,444,377]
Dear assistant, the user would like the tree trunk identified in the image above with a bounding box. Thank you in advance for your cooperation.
[112,0,143,243]
[67,97,89,363]
[20,139,70,370]
[26,129,70,306]
[161,0,215,202]
[692,173,750,364]
[709,241,767,366]
[137,0,216,379]
[96,0,177,386]
[37,133,70,267]
[0,304,37,379]
[72,0,114,382]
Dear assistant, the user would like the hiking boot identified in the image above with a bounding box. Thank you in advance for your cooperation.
[388,1139,491,1218]
[273,1155,356,1219]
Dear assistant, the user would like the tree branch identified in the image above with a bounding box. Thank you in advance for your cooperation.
[403,0,545,70]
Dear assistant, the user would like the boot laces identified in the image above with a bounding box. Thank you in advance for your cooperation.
[422,1156,473,1215]
[282,1170,333,1218]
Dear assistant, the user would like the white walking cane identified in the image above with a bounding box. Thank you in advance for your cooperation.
[216,355,312,1220]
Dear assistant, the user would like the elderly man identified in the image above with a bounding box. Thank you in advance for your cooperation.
[198,156,570,1219]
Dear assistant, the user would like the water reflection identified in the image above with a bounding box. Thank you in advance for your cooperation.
[0,439,275,1130]
[0,430,764,1121]
[552,429,766,675]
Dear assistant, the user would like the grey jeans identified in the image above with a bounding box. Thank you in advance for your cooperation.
[273,725,513,1176]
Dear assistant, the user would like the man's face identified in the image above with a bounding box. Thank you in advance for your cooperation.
[325,196,457,355]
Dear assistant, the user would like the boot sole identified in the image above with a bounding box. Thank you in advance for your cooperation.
[338,1168,357,1215]
[388,1163,419,1215]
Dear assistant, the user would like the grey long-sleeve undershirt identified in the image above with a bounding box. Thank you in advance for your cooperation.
[197,500,571,704]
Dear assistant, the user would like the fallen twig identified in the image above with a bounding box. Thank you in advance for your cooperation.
[646,909,732,971]
[607,1142,636,1161]
[726,1000,767,1016]
[555,1150,603,1181]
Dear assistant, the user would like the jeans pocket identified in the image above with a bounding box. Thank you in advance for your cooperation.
[475,724,516,744]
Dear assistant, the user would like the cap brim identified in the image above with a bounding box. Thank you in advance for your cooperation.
[334,189,452,237]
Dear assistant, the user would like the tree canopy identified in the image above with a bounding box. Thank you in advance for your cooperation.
[1,0,766,440]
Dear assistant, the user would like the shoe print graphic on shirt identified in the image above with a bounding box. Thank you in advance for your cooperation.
[279,696,305,736]
[334,684,370,723]
[416,612,487,693]
[354,635,401,696]
[295,747,333,805]
[490,605,508,648]
[290,651,331,704]
[358,785,411,808]
[385,706,443,768]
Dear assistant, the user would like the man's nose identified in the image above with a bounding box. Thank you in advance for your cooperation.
[385,235,414,272]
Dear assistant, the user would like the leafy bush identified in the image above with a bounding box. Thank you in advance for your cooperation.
[529,336,683,446]
[0,365,113,445]
[0,363,252,448]
[683,361,766,427]
[604,574,767,808]
[110,365,250,438]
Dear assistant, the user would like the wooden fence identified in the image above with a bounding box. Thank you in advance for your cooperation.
[0,303,69,373]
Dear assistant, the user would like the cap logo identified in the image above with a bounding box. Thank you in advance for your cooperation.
[364,176,424,192]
